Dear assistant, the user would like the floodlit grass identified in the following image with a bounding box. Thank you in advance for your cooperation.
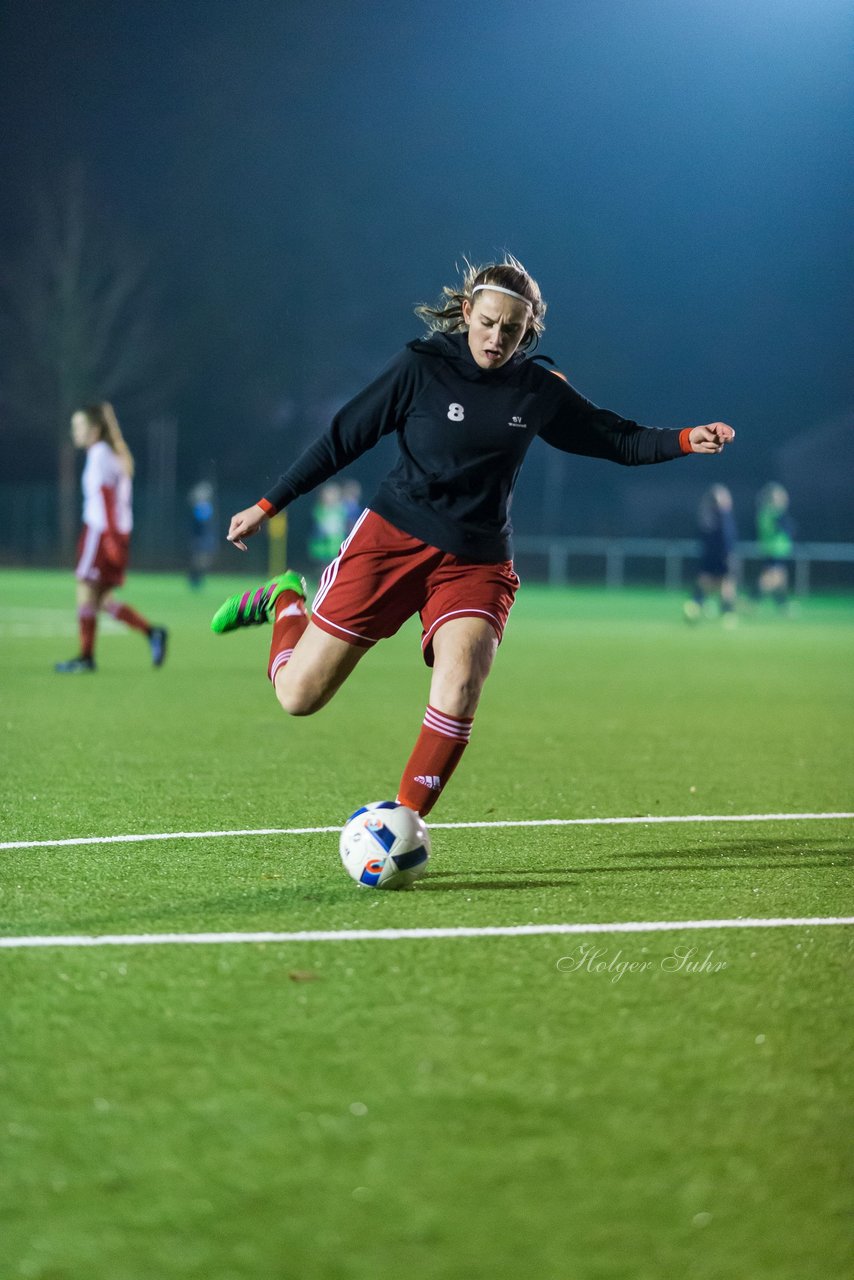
[1,568,852,1280]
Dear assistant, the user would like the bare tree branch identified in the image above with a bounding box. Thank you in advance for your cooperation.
[0,162,180,557]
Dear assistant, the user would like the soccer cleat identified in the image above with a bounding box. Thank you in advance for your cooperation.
[149,626,169,667]
[55,656,96,674]
[210,570,307,634]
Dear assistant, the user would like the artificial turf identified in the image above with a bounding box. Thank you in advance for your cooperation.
[1,569,852,1279]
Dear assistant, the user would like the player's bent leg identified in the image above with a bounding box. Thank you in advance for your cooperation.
[274,621,368,716]
[101,586,168,665]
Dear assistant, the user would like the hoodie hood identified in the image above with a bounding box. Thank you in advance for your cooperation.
[407,330,528,382]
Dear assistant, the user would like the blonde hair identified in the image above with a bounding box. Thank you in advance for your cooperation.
[415,254,546,351]
[81,402,135,478]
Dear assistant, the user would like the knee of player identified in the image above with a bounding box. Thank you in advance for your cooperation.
[274,674,322,717]
[275,687,316,717]
[434,670,490,718]
[453,672,484,704]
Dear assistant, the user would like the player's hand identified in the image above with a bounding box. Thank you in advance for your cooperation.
[226,504,268,551]
[687,423,735,454]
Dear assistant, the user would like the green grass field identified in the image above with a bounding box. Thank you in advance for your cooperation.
[1,568,852,1280]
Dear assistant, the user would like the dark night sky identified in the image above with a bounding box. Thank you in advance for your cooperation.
[1,0,851,534]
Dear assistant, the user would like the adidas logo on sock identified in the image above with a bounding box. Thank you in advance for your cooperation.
[414,774,441,789]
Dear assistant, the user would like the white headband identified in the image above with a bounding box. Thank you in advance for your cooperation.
[471,283,532,306]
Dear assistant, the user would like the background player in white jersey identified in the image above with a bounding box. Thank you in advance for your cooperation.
[55,402,168,673]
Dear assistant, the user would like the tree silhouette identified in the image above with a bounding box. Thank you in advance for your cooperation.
[0,163,176,560]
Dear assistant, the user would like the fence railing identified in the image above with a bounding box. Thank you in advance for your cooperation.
[512,536,854,594]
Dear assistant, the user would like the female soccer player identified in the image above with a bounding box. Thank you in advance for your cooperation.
[55,402,168,673]
[212,256,734,814]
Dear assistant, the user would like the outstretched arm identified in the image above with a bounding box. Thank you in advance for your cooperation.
[540,376,735,466]
[223,347,419,552]
[684,423,735,454]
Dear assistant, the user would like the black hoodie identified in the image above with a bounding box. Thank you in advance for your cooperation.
[260,332,686,563]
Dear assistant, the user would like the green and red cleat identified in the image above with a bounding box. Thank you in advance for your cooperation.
[210,570,307,634]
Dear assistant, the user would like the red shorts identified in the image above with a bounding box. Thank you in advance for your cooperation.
[310,510,520,666]
[75,526,130,588]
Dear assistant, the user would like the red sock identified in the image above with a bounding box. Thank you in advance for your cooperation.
[78,604,97,659]
[104,600,150,634]
[396,705,473,817]
[268,591,309,683]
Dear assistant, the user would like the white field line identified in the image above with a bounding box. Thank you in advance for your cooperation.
[1,811,852,853]
[0,608,124,639]
[1,917,852,950]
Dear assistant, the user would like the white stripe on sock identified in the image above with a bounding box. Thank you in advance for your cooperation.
[423,705,473,742]
[270,649,294,682]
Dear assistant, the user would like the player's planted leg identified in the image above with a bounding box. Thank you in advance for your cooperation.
[397,617,497,817]
[55,597,98,673]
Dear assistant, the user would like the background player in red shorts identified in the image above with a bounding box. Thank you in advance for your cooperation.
[211,255,734,815]
[55,402,168,673]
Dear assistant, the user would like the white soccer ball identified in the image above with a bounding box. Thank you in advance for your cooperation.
[339,801,431,890]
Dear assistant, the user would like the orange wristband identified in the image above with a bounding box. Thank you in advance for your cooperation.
[678,428,694,454]
[257,498,276,516]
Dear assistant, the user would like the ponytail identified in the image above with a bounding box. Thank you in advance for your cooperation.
[82,402,135,478]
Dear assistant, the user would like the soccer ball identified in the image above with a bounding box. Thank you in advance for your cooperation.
[339,801,431,890]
